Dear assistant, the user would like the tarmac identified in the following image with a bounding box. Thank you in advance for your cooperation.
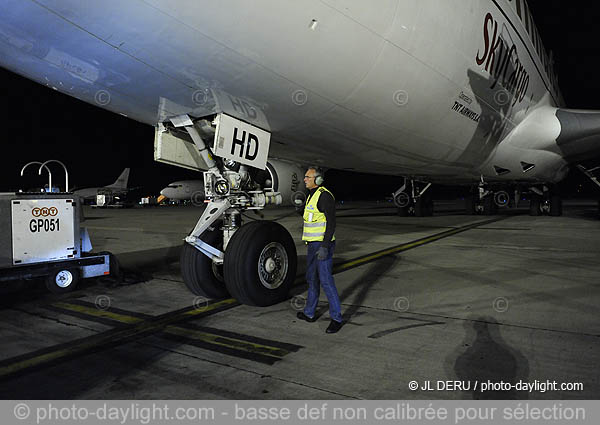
[0,200,598,399]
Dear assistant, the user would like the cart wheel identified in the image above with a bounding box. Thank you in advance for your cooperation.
[46,268,79,294]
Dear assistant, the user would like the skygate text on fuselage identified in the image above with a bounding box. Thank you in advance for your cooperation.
[476,12,530,107]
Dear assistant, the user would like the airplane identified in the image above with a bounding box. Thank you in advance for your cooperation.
[157,180,205,204]
[2,0,600,306]
[73,168,130,201]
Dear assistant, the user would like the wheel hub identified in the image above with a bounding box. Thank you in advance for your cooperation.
[264,257,276,273]
[55,270,73,288]
[258,242,289,290]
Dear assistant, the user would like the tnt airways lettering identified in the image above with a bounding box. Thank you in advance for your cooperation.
[476,12,530,106]
[452,101,480,122]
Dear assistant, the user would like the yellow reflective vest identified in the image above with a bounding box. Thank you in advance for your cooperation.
[302,187,335,242]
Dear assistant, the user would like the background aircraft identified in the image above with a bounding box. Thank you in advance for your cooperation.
[73,168,130,201]
[157,180,204,204]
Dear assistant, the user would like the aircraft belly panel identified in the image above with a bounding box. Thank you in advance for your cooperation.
[320,0,398,36]
[0,0,571,182]
[0,0,480,178]
[140,0,384,106]
[341,42,477,158]
[1,0,197,121]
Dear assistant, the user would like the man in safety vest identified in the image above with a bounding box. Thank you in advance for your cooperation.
[296,166,343,333]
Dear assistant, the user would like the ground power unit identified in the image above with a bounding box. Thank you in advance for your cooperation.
[0,193,109,292]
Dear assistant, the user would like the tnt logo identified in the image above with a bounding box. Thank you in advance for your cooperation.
[32,207,58,217]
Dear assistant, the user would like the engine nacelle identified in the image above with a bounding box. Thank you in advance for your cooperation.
[478,105,569,183]
[265,159,307,207]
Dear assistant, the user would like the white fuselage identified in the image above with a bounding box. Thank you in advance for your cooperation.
[0,0,567,183]
[73,186,128,201]
[160,180,205,201]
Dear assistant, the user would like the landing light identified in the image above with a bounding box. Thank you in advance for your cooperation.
[215,180,230,196]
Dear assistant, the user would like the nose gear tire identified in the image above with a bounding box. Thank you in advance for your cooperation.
[180,223,229,298]
[224,221,297,306]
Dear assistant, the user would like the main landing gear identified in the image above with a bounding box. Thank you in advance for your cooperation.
[528,186,562,217]
[169,115,298,306]
[576,164,600,218]
[464,181,504,215]
[393,178,434,217]
[464,179,563,217]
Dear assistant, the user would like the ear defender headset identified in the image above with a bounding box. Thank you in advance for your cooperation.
[312,166,325,186]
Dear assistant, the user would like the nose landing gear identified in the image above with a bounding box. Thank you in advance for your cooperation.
[170,114,297,306]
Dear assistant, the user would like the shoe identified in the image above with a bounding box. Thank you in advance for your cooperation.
[325,320,343,333]
[297,312,317,322]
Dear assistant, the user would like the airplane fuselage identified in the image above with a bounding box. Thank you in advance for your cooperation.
[73,187,128,201]
[0,0,567,183]
[159,180,205,201]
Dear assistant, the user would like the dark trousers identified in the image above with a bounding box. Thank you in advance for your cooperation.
[304,241,342,322]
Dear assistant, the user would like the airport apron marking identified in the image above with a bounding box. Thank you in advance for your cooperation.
[53,299,300,352]
[47,300,300,364]
[329,216,508,277]
[0,297,279,379]
[0,217,503,379]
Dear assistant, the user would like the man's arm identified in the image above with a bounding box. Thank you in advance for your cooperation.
[317,191,336,248]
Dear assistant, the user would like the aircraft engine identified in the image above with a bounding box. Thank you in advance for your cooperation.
[264,159,307,207]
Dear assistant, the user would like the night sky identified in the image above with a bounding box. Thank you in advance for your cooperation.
[1,1,599,199]
[527,0,600,110]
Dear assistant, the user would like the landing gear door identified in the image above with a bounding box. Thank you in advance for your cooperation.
[213,114,271,170]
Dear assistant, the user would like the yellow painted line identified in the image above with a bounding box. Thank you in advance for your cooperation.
[164,326,288,358]
[52,302,143,324]
[0,298,238,379]
[53,299,239,323]
[0,348,76,377]
[332,217,507,274]
[336,231,460,271]
[0,328,134,378]
[53,302,289,359]
[180,299,237,317]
